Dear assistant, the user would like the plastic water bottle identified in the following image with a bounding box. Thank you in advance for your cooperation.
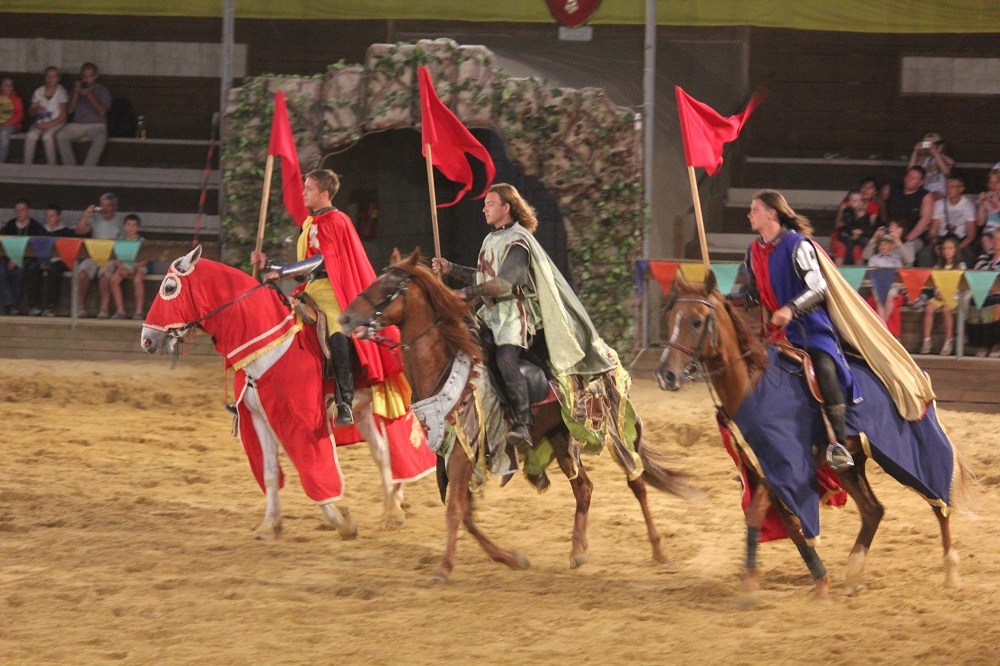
[136,116,147,140]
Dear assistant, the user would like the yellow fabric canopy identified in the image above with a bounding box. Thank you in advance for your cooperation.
[5,0,999,33]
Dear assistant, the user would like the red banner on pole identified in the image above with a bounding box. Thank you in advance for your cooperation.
[269,91,310,226]
[675,86,763,176]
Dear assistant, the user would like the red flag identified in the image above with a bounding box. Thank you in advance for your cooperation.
[269,91,310,226]
[675,86,762,176]
[418,66,495,207]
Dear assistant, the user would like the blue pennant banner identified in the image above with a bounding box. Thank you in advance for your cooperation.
[869,268,897,306]
[838,266,867,291]
[964,270,999,308]
[710,263,741,296]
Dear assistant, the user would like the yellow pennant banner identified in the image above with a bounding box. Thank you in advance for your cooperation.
[931,269,964,308]
[83,239,116,269]
[679,262,706,283]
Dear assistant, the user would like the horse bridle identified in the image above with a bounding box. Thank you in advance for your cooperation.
[665,297,719,364]
[357,267,441,353]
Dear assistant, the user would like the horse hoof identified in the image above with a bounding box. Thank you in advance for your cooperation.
[252,522,281,540]
[843,582,866,596]
[383,516,405,531]
[510,550,531,571]
[430,568,450,584]
[569,553,589,569]
[337,508,358,540]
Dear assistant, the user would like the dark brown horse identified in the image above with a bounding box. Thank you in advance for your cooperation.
[655,271,970,604]
[340,248,695,582]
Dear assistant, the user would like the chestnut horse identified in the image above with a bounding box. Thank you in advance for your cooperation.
[340,249,695,582]
[655,271,970,604]
[140,246,436,540]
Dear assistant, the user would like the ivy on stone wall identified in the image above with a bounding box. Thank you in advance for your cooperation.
[221,39,645,355]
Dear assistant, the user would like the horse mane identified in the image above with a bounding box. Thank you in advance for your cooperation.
[392,252,484,365]
[719,297,768,376]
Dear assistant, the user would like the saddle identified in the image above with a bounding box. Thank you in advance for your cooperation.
[293,291,332,362]
[774,340,824,405]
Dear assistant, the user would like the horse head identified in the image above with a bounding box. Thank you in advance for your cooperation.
[140,245,263,355]
[654,269,720,391]
[339,247,422,339]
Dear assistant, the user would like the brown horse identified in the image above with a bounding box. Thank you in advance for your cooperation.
[340,248,695,582]
[654,271,970,604]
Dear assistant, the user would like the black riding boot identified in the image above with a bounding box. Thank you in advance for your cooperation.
[328,332,355,426]
[823,404,854,473]
[505,377,534,452]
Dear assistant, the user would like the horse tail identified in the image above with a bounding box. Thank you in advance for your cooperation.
[948,441,978,516]
[635,416,705,500]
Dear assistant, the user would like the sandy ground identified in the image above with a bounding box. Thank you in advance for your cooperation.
[1,357,999,665]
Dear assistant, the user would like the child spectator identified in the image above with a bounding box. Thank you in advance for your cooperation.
[0,76,24,163]
[0,198,45,315]
[931,175,978,267]
[833,189,876,265]
[865,221,910,335]
[102,213,147,320]
[28,204,75,316]
[976,164,1000,254]
[972,234,1000,357]
[921,235,966,356]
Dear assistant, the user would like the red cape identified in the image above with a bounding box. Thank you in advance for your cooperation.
[310,208,404,386]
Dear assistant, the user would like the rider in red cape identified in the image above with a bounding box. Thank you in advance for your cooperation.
[252,169,433,477]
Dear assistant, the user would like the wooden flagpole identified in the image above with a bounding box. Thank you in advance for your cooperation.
[686,165,711,275]
[251,154,275,279]
[424,143,442,259]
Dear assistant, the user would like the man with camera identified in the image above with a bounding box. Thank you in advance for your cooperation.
[57,62,112,167]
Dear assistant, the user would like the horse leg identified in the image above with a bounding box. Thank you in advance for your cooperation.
[835,449,884,595]
[551,430,593,569]
[318,501,358,540]
[248,405,282,540]
[771,494,831,603]
[353,389,406,529]
[934,506,961,589]
[432,449,467,583]
[737,483,770,608]
[628,428,667,564]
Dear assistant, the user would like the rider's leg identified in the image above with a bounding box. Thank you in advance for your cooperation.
[497,343,533,451]
[328,331,356,425]
[809,348,854,472]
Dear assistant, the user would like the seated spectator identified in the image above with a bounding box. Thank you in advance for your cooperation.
[832,189,877,265]
[864,222,909,336]
[862,219,914,266]
[23,203,75,316]
[921,235,966,356]
[972,233,1000,357]
[23,66,68,166]
[103,214,148,320]
[0,76,24,163]
[0,198,46,315]
[57,62,112,167]
[976,163,1000,254]
[74,192,123,316]
[931,175,978,267]
[881,166,935,267]
[908,132,954,200]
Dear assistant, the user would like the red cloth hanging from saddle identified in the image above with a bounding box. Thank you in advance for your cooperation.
[717,412,847,542]
[310,208,404,386]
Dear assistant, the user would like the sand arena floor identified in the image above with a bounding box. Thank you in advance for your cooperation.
[1,357,999,664]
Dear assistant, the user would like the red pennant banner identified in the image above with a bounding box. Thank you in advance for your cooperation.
[545,0,602,27]
[54,238,84,268]
[898,269,931,304]
[648,261,680,295]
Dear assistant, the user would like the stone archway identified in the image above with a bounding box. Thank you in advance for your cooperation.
[222,38,644,353]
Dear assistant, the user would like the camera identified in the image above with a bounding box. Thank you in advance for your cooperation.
[921,140,932,149]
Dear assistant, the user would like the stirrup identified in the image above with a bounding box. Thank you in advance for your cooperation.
[506,423,533,452]
[825,442,854,473]
[335,402,354,426]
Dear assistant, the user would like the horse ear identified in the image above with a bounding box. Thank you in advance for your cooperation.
[176,244,202,273]
[704,269,717,295]
[662,281,677,313]
[407,247,422,266]
[389,248,402,265]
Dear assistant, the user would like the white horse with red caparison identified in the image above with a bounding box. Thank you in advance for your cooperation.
[140,247,435,539]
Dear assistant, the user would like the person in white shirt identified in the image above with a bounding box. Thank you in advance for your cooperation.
[23,66,68,165]
[931,176,978,267]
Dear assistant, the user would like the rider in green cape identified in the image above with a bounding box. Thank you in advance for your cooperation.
[433,183,620,452]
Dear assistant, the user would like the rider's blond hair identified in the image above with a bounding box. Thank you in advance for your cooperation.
[489,183,538,234]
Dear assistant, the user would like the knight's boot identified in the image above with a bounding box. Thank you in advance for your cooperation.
[329,332,355,426]
[822,404,854,473]
[505,378,534,452]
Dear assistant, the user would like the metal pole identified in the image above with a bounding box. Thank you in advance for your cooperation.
[641,0,656,348]
[220,0,235,122]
